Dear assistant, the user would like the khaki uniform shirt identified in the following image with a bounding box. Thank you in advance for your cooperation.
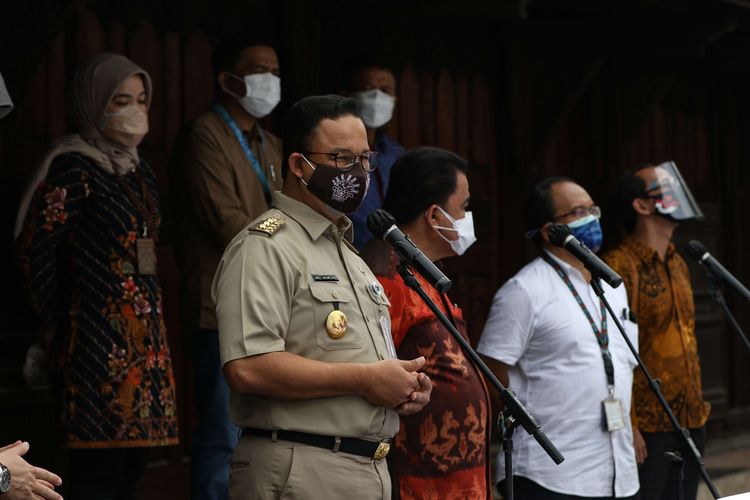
[170,110,283,333]
[212,192,400,441]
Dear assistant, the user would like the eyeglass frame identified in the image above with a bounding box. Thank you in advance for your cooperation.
[303,150,379,172]
[552,204,602,221]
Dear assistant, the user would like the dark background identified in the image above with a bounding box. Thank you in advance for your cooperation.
[1,0,749,497]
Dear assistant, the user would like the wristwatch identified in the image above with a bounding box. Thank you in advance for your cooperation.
[0,463,10,494]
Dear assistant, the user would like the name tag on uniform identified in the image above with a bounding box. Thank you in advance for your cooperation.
[603,397,625,432]
[311,274,339,282]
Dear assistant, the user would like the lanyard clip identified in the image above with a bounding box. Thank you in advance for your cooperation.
[608,384,615,399]
[142,222,148,238]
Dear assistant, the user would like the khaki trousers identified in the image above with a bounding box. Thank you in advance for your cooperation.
[229,436,391,500]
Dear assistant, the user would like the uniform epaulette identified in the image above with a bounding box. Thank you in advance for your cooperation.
[248,214,285,236]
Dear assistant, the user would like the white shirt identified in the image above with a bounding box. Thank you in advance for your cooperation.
[477,251,640,498]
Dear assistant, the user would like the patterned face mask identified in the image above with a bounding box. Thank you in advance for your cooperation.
[567,214,603,254]
[300,154,370,214]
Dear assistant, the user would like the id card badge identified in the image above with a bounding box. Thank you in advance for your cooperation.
[380,315,398,359]
[136,238,157,275]
[603,386,625,432]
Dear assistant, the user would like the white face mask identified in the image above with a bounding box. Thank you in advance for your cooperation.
[431,206,476,256]
[352,89,395,129]
[226,72,281,118]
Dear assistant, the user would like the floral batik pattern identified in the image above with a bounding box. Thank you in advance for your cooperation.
[16,153,179,448]
[603,235,710,432]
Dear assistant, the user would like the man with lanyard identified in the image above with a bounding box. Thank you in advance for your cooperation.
[168,35,283,500]
[477,177,640,499]
[603,162,710,500]
[344,56,405,251]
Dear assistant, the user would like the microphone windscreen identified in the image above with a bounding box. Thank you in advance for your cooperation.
[367,209,397,238]
[547,223,572,247]
[686,240,707,261]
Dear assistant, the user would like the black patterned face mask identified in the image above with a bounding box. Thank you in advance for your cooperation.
[300,155,369,214]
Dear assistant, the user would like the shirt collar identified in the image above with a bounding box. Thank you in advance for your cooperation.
[247,121,265,145]
[272,192,354,243]
[622,234,675,263]
[542,249,585,281]
[212,103,264,144]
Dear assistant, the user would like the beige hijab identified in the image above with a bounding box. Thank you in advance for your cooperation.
[14,53,152,240]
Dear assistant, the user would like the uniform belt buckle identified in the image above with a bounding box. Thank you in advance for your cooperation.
[373,441,390,460]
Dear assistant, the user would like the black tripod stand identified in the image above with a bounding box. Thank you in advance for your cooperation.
[395,263,564,500]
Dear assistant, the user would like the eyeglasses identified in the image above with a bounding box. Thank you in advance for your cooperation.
[304,151,379,172]
[553,205,602,221]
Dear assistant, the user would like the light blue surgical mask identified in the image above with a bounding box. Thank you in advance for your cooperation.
[567,214,603,253]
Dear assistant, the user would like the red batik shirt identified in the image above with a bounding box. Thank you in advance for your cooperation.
[363,240,491,500]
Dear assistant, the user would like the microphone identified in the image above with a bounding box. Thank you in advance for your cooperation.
[686,240,750,302]
[367,209,452,293]
[547,224,623,289]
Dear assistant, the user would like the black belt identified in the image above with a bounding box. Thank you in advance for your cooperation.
[241,428,391,460]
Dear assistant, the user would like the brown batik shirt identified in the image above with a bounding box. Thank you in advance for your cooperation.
[603,235,710,432]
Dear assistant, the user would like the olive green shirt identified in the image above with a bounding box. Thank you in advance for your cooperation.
[212,192,400,440]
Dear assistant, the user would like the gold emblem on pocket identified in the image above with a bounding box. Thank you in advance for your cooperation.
[326,310,348,339]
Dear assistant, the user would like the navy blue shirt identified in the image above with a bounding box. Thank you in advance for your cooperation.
[350,131,404,250]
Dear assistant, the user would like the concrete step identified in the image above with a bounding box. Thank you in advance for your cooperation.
[699,432,750,499]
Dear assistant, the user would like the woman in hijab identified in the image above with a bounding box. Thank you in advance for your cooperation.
[15,53,178,499]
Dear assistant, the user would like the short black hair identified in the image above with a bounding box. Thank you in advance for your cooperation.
[282,94,362,177]
[342,51,397,90]
[523,176,574,246]
[382,147,468,226]
[610,164,653,235]
[212,35,278,78]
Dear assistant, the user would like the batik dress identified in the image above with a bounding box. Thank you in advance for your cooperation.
[16,152,179,448]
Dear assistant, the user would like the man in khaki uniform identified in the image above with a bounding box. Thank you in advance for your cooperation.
[169,36,284,500]
[212,94,432,499]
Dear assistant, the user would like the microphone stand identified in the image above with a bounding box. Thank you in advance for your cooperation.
[706,273,750,354]
[395,263,565,500]
[589,278,720,499]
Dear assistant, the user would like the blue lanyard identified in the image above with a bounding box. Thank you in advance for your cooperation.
[211,102,271,201]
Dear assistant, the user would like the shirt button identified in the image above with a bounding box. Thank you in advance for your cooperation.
[359,265,365,273]
[332,291,339,299]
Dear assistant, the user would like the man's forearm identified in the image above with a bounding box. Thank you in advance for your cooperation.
[223,351,369,400]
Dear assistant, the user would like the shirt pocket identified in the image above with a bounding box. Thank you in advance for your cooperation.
[309,282,363,351]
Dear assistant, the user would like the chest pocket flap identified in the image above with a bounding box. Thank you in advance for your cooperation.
[309,282,352,304]
[309,282,361,351]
